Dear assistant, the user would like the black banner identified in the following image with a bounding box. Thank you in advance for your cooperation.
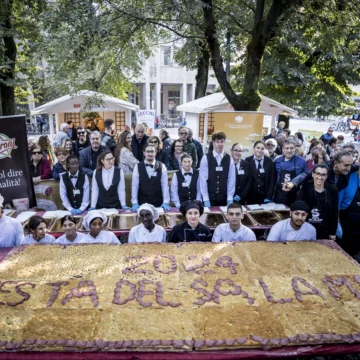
[0,115,36,209]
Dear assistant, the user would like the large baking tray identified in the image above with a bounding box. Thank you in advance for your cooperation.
[23,217,54,234]
[224,212,257,227]
[109,214,138,231]
[273,210,290,221]
[200,212,226,227]
[249,211,279,226]
[48,216,83,232]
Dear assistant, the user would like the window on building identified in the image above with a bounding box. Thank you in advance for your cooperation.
[161,46,171,66]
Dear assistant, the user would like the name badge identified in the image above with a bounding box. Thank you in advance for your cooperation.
[238,170,245,175]
[151,171,157,177]
[259,168,265,174]
[73,189,81,195]
[182,182,189,187]
[216,166,223,172]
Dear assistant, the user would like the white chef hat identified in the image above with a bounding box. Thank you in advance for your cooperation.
[0,194,4,208]
[137,203,159,222]
[83,211,107,230]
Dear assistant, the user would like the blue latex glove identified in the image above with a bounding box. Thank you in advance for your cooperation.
[233,195,241,202]
[264,199,272,203]
[204,201,211,207]
[336,223,343,238]
[74,209,83,215]
[162,203,171,211]
[175,204,180,209]
[227,200,233,205]
[88,207,96,211]
[70,209,78,215]
[121,205,130,210]
[131,203,140,212]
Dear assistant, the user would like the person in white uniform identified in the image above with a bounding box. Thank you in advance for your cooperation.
[59,155,90,215]
[89,150,128,210]
[55,215,87,244]
[21,215,55,244]
[267,200,317,242]
[81,211,119,243]
[128,203,166,243]
[212,203,256,242]
[170,154,201,208]
[0,194,23,247]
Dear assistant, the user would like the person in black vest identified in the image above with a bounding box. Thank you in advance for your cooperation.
[131,144,171,211]
[200,132,236,207]
[231,143,251,204]
[245,141,275,205]
[89,150,128,210]
[59,155,90,214]
[170,154,201,208]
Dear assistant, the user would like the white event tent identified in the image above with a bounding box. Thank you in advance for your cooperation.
[31,90,139,138]
[177,92,297,139]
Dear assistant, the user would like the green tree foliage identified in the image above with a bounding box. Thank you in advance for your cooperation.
[232,0,360,116]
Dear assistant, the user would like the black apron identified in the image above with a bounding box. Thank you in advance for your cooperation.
[307,190,329,239]
[340,186,360,255]
[274,157,297,206]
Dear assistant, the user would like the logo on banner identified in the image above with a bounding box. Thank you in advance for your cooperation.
[0,133,17,159]
[235,115,243,123]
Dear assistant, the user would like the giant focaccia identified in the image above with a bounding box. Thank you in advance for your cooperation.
[0,241,360,352]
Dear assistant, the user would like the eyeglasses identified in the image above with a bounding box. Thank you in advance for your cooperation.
[145,150,155,153]
[266,144,276,147]
[78,131,86,135]
[32,151,42,155]
[314,172,327,178]
[104,157,114,162]
[232,149,243,152]
[179,132,188,135]
[149,140,158,144]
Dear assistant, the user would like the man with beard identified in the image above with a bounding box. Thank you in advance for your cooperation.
[267,201,316,242]
[73,126,90,157]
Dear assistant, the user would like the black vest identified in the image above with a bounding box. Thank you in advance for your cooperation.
[138,161,163,207]
[251,158,266,195]
[207,152,230,204]
[95,167,121,209]
[235,159,250,197]
[61,172,86,209]
[176,169,199,204]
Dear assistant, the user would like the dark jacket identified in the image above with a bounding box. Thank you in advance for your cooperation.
[74,138,90,157]
[156,149,169,169]
[168,222,212,243]
[30,158,52,180]
[297,181,338,237]
[131,134,149,162]
[168,154,181,171]
[162,136,173,155]
[52,162,66,181]
[79,145,107,176]
[245,155,276,200]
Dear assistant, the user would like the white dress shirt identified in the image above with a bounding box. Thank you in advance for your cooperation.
[267,219,317,242]
[170,168,202,207]
[131,160,170,205]
[21,234,55,244]
[128,223,166,243]
[0,215,23,247]
[59,171,90,211]
[54,232,87,244]
[212,223,256,242]
[253,157,264,169]
[80,230,119,244]
[91,166,126,208]
[199,150,236,202]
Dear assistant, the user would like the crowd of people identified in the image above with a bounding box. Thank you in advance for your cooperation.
[7,119,360,261]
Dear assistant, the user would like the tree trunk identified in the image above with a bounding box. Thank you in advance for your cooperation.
[194,41,210,99]
[0,0,16,116]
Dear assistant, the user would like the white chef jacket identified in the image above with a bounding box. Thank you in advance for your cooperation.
[0,215,23,247]
[267,219,317,242]
[54,232,87,244]
[212,223,256,242]
[128,224,166,243]
[21,234,56,244]
[80,230,119,244]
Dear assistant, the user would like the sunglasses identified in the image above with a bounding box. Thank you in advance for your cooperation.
[149,141,158,144]
[32,151,42,155]
[78,132,86,135]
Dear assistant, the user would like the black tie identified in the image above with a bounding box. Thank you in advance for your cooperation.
[146,164,154,168]
[257,159,262,170]
[184,173,192,176]
[70,175,78,179]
